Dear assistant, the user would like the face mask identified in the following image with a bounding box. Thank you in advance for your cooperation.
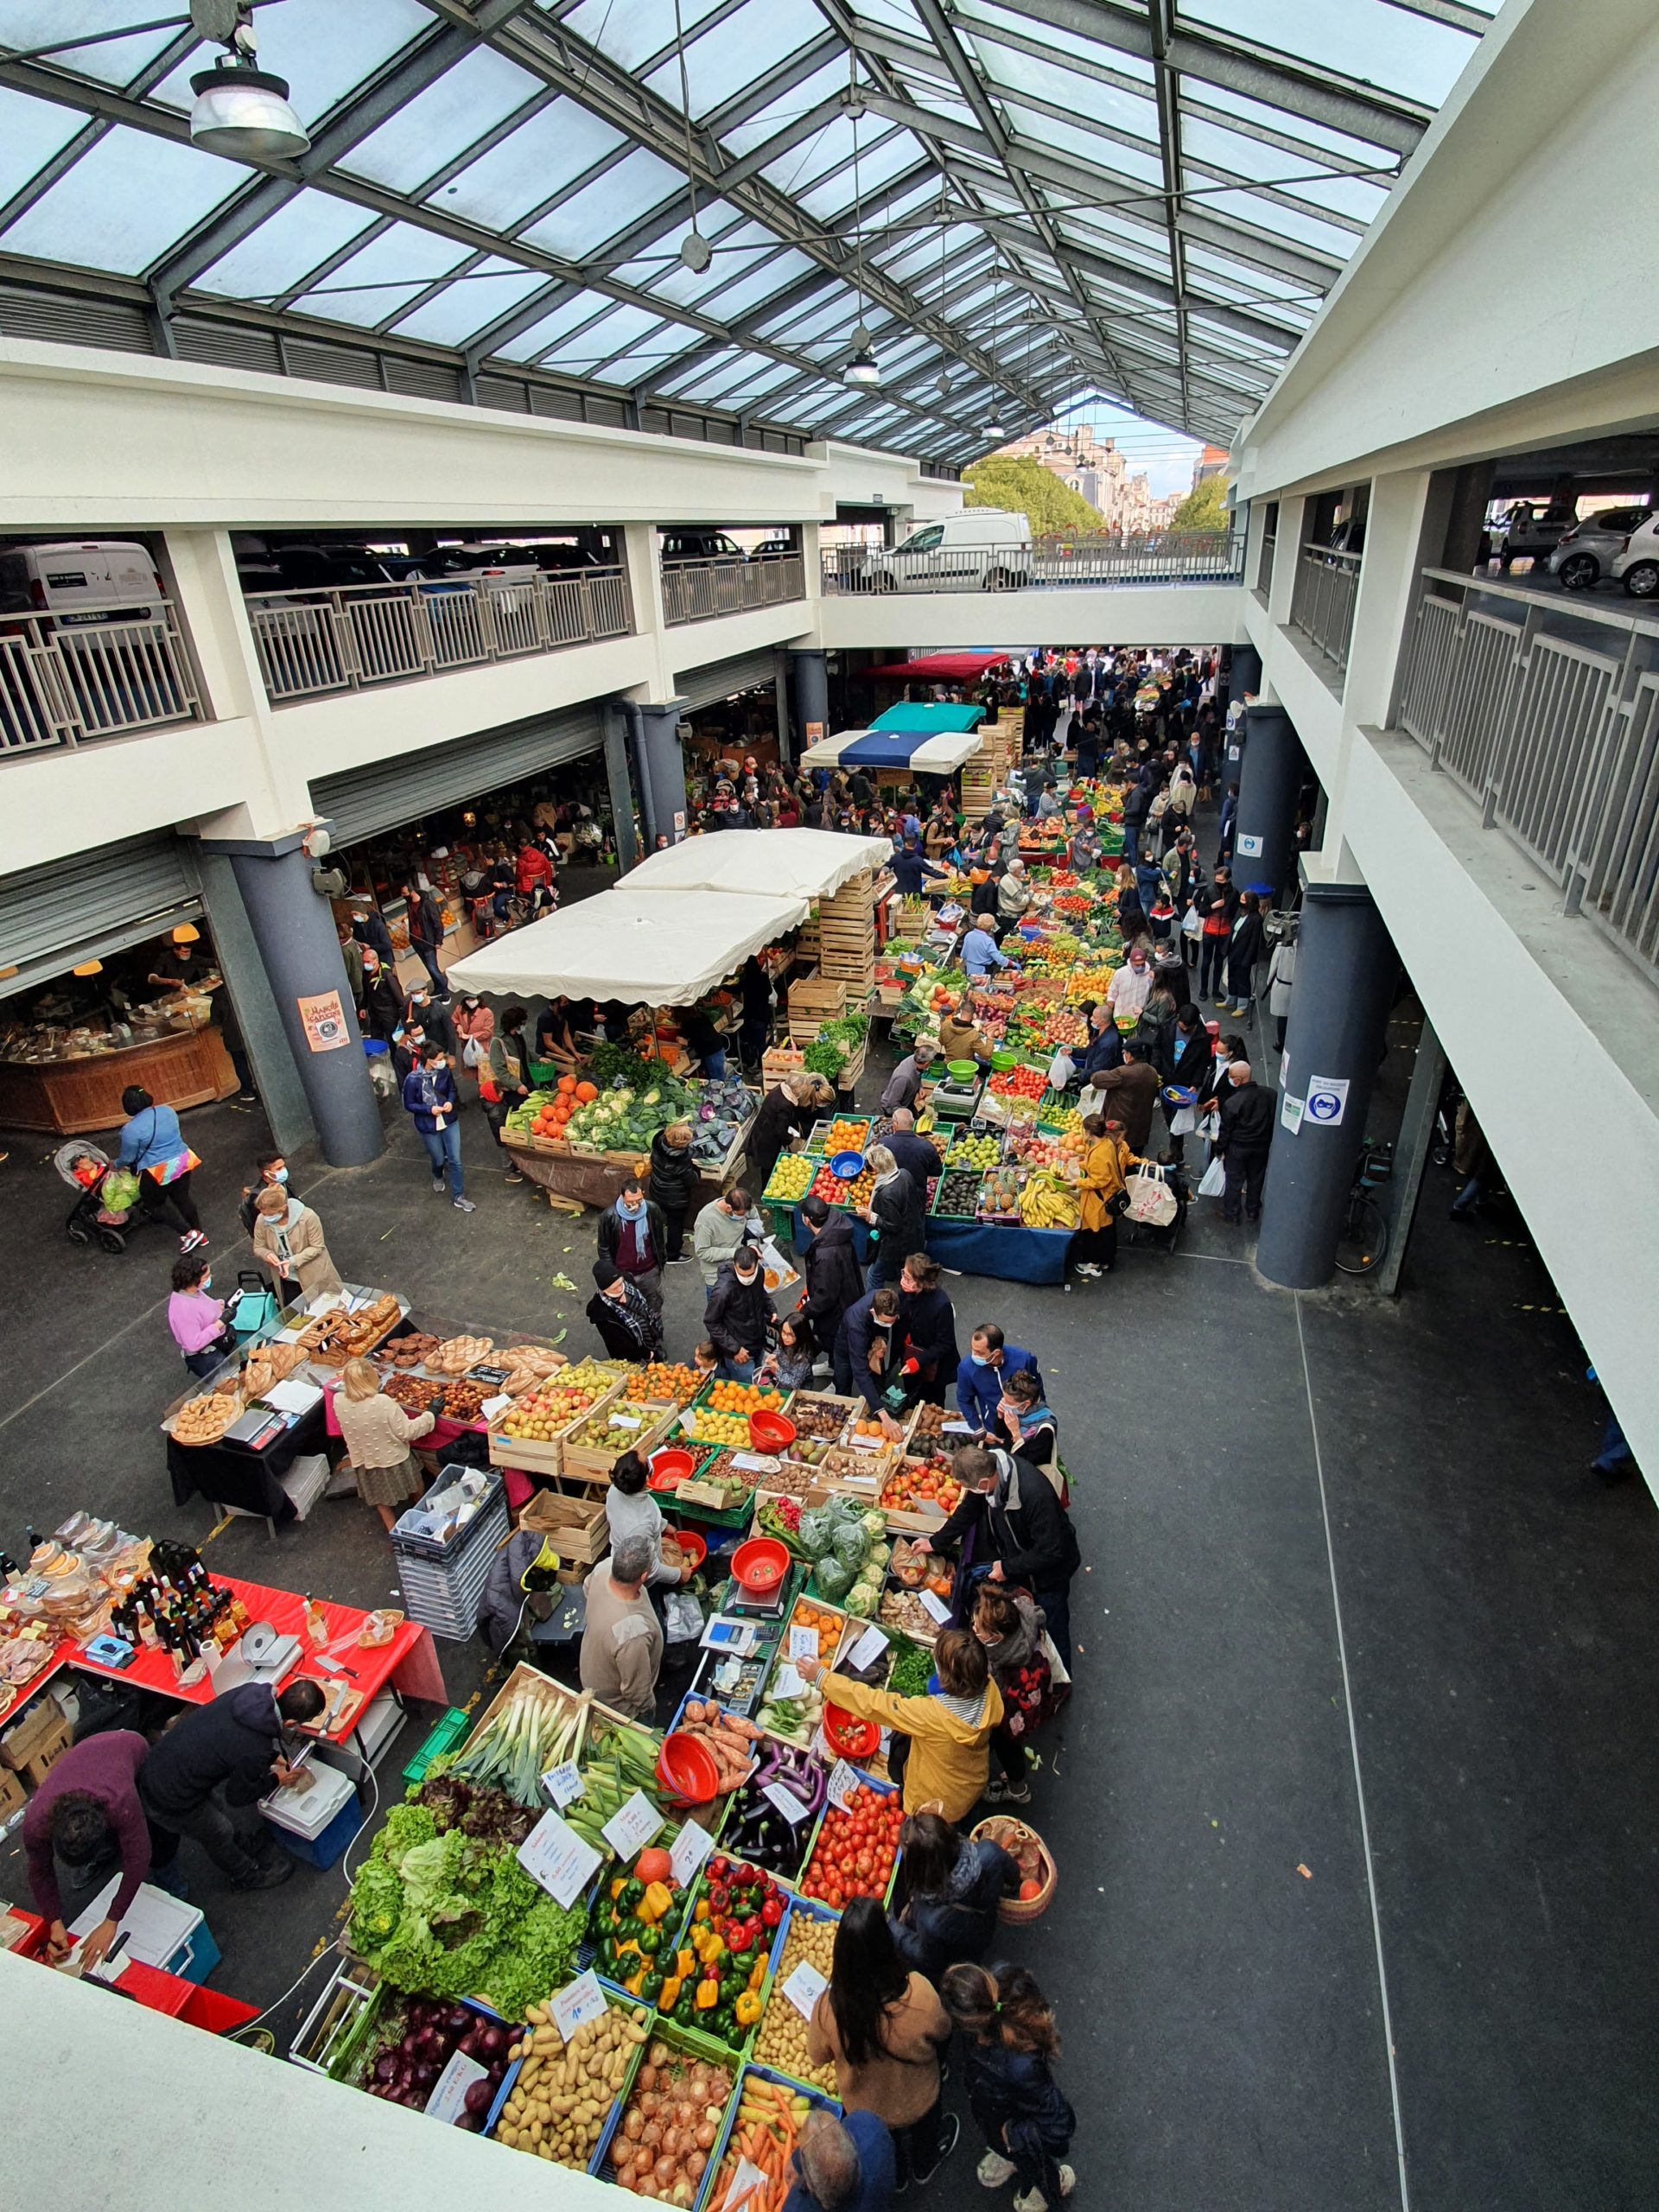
[270,1167,289,1185]
[617,1198,644,1220]
[969,1352,992,1367]
[201,1274,212,1292]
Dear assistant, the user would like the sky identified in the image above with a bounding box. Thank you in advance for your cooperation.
[1050,396,1209,498]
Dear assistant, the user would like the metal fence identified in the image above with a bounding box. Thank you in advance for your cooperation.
[1288,545,1362,672]
[1395,567,1659,984]
[0,605,200,755]
[245,567,632,702]
[660,551,805,626]
[820,531,1242,594]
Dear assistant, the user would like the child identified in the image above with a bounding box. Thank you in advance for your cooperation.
[938,1962,1076,2211]
[767,1313,817,1391]
[692,1338,721,1384]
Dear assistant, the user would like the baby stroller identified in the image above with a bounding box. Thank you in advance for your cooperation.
[57,1141,157,1256]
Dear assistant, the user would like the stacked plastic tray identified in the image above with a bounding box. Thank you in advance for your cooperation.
[391,1467,509,1639]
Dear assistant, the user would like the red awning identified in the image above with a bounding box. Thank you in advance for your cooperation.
[864,652,1011,683]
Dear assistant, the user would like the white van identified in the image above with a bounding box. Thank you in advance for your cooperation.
[0,540,167,633]
[860,510,1033,592]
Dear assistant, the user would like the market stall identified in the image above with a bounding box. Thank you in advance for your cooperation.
[796,727,982,779]
[0,1015,238,1135]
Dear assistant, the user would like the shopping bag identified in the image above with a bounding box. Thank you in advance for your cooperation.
[1046,1048,1076,1089]
[1197,1154,1226,1198]
[1169,1105,1198,1137]
[461,1035,486,1068]
[1123,1162,1179,1227]
[1182,903,1203,939]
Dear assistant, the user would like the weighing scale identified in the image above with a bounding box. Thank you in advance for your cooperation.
[929,1077,982,1122]
[725,1577,790,1624]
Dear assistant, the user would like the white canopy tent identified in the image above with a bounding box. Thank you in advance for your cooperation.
[798,730,981,775]
[624,826,890,901]
[444,887,805,1007]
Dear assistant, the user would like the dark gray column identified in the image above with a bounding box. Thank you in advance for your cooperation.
[622,701,660,848]
[205,832,382,1167]
[602,704,639,874]
[1375,1015,1446,1299]
[195,850,315,1155]
[1233,704,1302,901]
[791,649,829,746]
[1255,880,1396,1289]
[638,702,688,842]
[1227,644,1262,700]
[772,652,792,766]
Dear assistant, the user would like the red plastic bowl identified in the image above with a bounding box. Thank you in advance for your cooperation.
[670,1529,708,1573]
[648,1446,696,1491]
[824,1703,880,1758]
[748,1408,798,1453]
[657,1730,721,1806]
[730,1535,790,1594]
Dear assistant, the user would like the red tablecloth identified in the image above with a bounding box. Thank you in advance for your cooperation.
[66,1573,447,1740]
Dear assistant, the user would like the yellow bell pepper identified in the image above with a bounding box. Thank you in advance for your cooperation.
[624,1967,646,1997]
[609,1878,626,1902]
[677,1948,695,1981]
[658,1976,683,2013]
[695,1978,720,2012]
[747,1958,766,1992]
[734,1993,763,2027]
[692,1898,710,1923]
[638,1881,674,1926]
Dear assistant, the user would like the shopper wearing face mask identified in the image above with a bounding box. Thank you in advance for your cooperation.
[168,1252,235,1380]
[835,1284,906,1435]
[702,1243,775,1381]
[955,1325,1042,1440]
[856,1143,925,1292]
[238,1151,300,1236]
[595,1179,666,1319]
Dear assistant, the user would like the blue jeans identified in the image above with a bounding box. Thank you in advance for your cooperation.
[702,1048,728,1078]
[415,944,448,995]
[420,1121,464,1198]
[716,1355,760,1383]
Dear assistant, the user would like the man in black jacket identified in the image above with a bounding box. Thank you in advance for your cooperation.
[798,1198,862,1359]
[702,1245,774,1380]
[403,881,448,997]
[1217,1060,1274,1224]
[883,1108,942,1189]
[137,1679,325,1889]
[895,1254,958,1407]
[918,1445,1081,1670]
[596,1180,667,1314]
[1162,1007,1213,1162]
[835,1285,904,1430]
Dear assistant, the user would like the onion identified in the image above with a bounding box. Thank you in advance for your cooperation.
[622,2111,645,2141]
[638,2064,658,2092]
[654,2153,679,2185]
[685,2151,708,2183]
[463,2080,493,2118]
[373,2053,397,2084]
[661,2127,683,2158]
[649,2042,671,2068]
[641,2120,663,2149]
[443,2006,472,2037]
[694,2120,716,2150]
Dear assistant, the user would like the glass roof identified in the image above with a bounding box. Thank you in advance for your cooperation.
[0,0,1506,460]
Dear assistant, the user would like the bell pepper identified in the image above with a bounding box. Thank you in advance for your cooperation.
[734,1992,763,2028]
[620,1878,645,1910]
[641,1971,664,2004]
[639,1881,674,1925]
[637,1926,663,1957]
[677,1948,695,1981]
[728,1923,755,1955]
[692,1898,711,1924]
[695,1977,720,2012]
[608,1877,626,1902]
[624,1967,646,1997]
[760,1896,784,1929]
[747,1958,766,1992]
[658,1975,683,2013]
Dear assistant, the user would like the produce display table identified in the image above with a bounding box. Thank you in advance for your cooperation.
[164,1400,325,1522]
[778,1199,1071,1287]
[500,1137,736,1216]
[0,1022,238,1135]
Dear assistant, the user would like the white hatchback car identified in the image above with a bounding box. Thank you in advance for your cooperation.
[1611,514,1659,599]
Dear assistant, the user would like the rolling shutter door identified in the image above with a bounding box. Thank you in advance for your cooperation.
[674,651,780,714]
[0,831,200,997]
[311,706,606,847]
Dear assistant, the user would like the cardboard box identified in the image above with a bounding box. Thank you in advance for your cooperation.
[1,1693,65,1773]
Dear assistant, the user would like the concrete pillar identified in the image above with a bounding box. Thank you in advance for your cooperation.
[202,830,383,1167]
[1267,496,1304,627]
[791,649,830,748]
[1233,703,1301,902]
[602,704,639,873]
[773,652,792,766]
[1255,878,1397,1289]
[195,849,315,1156]
[638,702,688,843]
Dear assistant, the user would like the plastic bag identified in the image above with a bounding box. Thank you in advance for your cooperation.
[663,1591,703,1644]
[99,1167,141,1217]
[1046,1049,1076,1089]
[1198,1154,1226,1198]
[832,1523,869,1573]
[797,1507,836,1560]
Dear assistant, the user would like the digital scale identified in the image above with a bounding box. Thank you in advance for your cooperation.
[724,1580,790,1624]
[211,1620,302,1694]
[929,1077,982,1122]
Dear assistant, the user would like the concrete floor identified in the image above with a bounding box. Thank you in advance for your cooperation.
[2,928,1656,2210]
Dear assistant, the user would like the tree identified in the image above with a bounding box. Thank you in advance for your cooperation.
[1168,474,1230,533]
[963,456,1103,537]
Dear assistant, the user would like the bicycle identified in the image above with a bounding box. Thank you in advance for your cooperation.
[1334,1138,1393,1276]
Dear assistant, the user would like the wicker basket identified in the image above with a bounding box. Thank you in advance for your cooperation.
[972,1815,1057,1923]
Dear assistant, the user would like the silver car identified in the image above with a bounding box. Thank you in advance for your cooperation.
[1547,505,1653,591]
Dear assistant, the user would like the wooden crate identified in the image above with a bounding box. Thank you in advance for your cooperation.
[761,1044,805,1085]
[788,973,847,1017]
[486,1376,624,1476]
[519,1486,610,1562]
[561,1401,677,1483]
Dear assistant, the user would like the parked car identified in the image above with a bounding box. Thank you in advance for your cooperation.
[0,539,166,633]
[1546,506,1652,590]
[415,543,542,587]
[858,509,1033,592]
[747,537,796,563]
[1484,500,1578,568]
[531,543,607,575]
[237,543,400,593]
[659,529,746,567]
[1610,512,1659,599]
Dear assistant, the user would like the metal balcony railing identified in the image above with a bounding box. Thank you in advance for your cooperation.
[660,551,806,625]
[820,531,1242,594]
[1288,545,1362,673]
[1395,568,1659,985]
[245,566,632,702]
[0,604,200,755]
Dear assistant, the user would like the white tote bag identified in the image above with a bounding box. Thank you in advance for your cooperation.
[1123,1161,1179,1227]
[1168,1104,1198,1136]
[1197,1154,1226,1198]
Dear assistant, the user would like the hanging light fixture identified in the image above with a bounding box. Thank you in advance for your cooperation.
[671,0,713,273]
[189,0,308,162]
[983,271,1007,440]
[843,63,879,387]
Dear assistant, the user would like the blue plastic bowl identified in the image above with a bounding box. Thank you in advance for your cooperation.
[830,1150,865,1179]
[1161,1084,1197,1107]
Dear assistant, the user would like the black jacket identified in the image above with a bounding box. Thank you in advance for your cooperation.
[1168,1026,1212,1092]
[969,868,1001,918]
[1076,1022,1124,1083]
[837,1290,900,1412]
[597,1200,667,1279]
[139,1683,284,1816]
[799,1211,863,1344]
[702,1262,775,1362]
[959,2042,1076,2170]
[586,1288,660,1363]
[886,1130,942,1187]
[891,1837,1019,1983]
[899,1281,958,1382]
[747,1084,813,1194]
[868,1170,925,1284]
[1228,909,1265,981]
[1218,1078,1275,1157]
[646,1131,700,1216]
[934,1451,1080,1591]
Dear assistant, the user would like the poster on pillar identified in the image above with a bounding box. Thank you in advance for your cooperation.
[297,989,351,1052]
[1236,833,1264,859]
[804,723,824,747]
[1304,1074,1349,1128]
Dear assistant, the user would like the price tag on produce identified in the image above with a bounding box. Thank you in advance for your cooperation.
[611,1413,642,1429]
[771,1662,806,1700]
[919,1587,952,1625]
[782,1960,829,2019]
[480,1394,512,1420]
[424,2047,488,2122]
[601,1789,663,1860]
[788,1624,819,1662]
[670,1817,716,1887]
[542,1761,583,1808]
[721,2158,769,2212]
[763,1779,812,1825]
[941,1419,975,1434]
[846,1624,889,1673]
[518,1808,601,1908]
[550,1969,608,2040]
[732,1452,775,1472]
[827,1758,861,1810]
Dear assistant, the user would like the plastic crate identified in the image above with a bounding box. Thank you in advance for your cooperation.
[594,2014,749,2209]
[403,1707,472,1784]
[391,1467,510,1639]
[483,1986,652,2176]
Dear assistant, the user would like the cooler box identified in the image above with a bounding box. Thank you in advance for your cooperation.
[70,1878,220,1986]
[260,1757,359,1869]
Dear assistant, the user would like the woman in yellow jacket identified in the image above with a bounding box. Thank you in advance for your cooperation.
[801,1629,1002,1821]
[1074,1111,1134,1280]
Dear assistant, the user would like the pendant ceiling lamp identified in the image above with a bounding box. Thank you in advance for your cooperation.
[188,0,308,162]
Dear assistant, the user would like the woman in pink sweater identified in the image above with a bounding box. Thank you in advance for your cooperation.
[168,1252,232,1380]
